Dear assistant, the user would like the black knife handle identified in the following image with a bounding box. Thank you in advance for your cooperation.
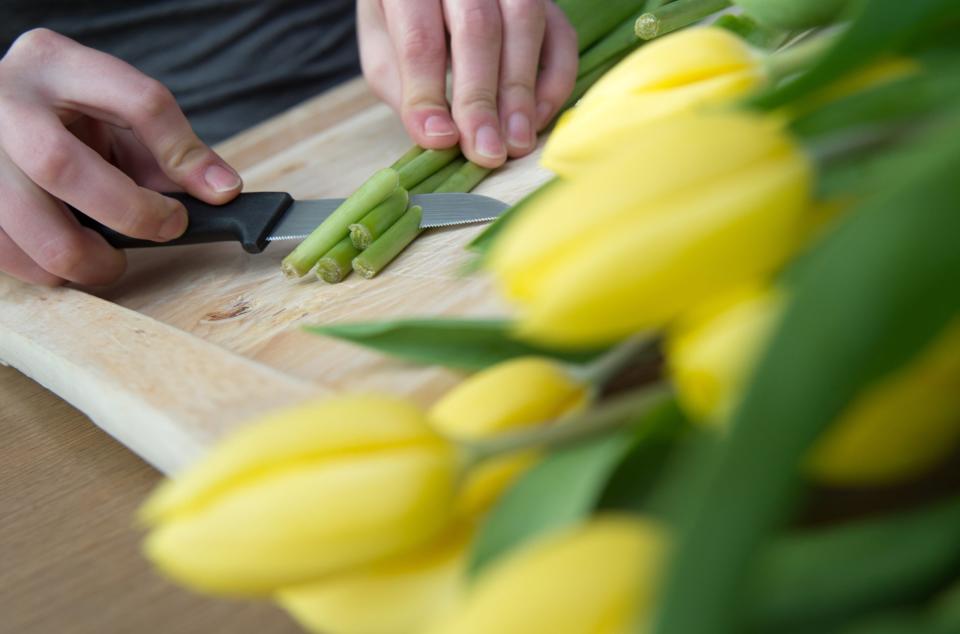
[71,191,293,254]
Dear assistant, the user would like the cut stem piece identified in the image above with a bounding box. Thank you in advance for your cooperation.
[409,158,467,195]
[348,187,410,250]
[281,168,399,278]
[316,237,360,284]
[635,0,731,41]
[433,161,492,194]
[397,148,461,190]
[390,145,425,170]
[352,205,423,279]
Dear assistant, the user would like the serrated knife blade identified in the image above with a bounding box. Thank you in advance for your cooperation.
[267,193,508,242]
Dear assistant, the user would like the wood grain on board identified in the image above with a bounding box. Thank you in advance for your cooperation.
[0,78,552,474]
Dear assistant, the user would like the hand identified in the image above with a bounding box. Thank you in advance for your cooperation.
[357,0,578,168]
[0,29,243,286]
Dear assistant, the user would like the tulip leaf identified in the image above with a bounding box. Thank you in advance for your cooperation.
[752,0,960,110]
[469,392,678,576]
[650,112,960,634]
[468,431,634,577]
[305,318,606,371]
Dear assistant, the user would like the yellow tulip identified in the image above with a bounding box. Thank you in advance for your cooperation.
[140,395,460,595]
[428,516,665,634]
[489,111,812,346]
[667,288,960,486]
[277,523,472,634]
[430,356,591,516]
[544,27,766,178]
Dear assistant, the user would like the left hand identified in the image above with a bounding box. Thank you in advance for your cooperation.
[357,0,579,169]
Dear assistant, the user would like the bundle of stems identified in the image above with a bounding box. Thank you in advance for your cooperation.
[281,0,732,282]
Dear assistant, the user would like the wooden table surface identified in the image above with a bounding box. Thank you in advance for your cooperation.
[0,365,302,634]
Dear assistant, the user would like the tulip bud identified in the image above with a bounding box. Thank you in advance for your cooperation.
[430,357,591,516]
[428,516,665,634]
[489,111,811,346]
[544,27,766,178]
[277,524,472,634]
[140,395,459,595]
[667,288,960,486]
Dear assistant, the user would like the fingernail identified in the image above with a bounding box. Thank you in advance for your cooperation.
[475,125,505,160]
[536,102,553,127]
[158,208,187,241]
[424,114,457,137]
[507,112,533,149]
[204,164,242,193]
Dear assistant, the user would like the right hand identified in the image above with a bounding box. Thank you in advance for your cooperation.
[0,28,243,286]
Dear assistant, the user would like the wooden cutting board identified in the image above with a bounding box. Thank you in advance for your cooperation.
[0,79,552,475]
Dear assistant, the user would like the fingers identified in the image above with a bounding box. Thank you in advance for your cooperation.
[3,29,242,205]
[0,155,126,286]
[0,227,60,286]
[0,104,188,241]
[444,0,507,168]
[535,2,579,129]
[498,0,546,157]
[382,0,459,149]
[357,0,403,108]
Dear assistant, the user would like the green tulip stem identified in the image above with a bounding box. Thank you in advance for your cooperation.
[397,148,462,190]
[390,145,425,170]
[464,382,673,466]
[571,336,658,389]
[352,205,423,279]
[433,161,493,193]
[409,158,467,195]
[634,0,732,41]
[281,168,399,278]
[348,187,410,250]
[764,30,839,82]
[315,237,361,284]
[577,9,647,79]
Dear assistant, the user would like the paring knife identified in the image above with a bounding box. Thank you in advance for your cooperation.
[73,191,508,254]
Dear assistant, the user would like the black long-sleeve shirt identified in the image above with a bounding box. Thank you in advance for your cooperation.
[2,0,361,143]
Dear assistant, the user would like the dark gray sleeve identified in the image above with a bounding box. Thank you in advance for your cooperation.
[2,0,362,144]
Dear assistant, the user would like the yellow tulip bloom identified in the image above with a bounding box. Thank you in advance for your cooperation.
[429,516,665,634]
[543,27,765,178]
[278,523,472,634]
[430,356,591,516]
[667,288,960,486]
[140,395,460,595]
[490,111,811,346]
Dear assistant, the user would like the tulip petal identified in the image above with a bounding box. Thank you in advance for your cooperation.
[491,113,799,304]
[144,445,458,595]
[141,395,438,524]
[277,525,471,634]
[430,516,664,634]
[511,150,810,344]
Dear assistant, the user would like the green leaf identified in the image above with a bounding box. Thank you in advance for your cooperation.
[749,494,960,632]
[468,430,634,577]
[752,0,960,110]
[650,111,960,634]
[306,318,605,371]
[469,391,679,576]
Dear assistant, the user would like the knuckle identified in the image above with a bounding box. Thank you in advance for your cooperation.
[501,79,535,100]
[27,134,75,185]
[158,135,206,172]
[399,25,445,62]
[456,87,499,114]
[131,79,177,121]
[455,3,501,40]
[4,28,65,64]
[35,232,86,278]
[501,0,542,21]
